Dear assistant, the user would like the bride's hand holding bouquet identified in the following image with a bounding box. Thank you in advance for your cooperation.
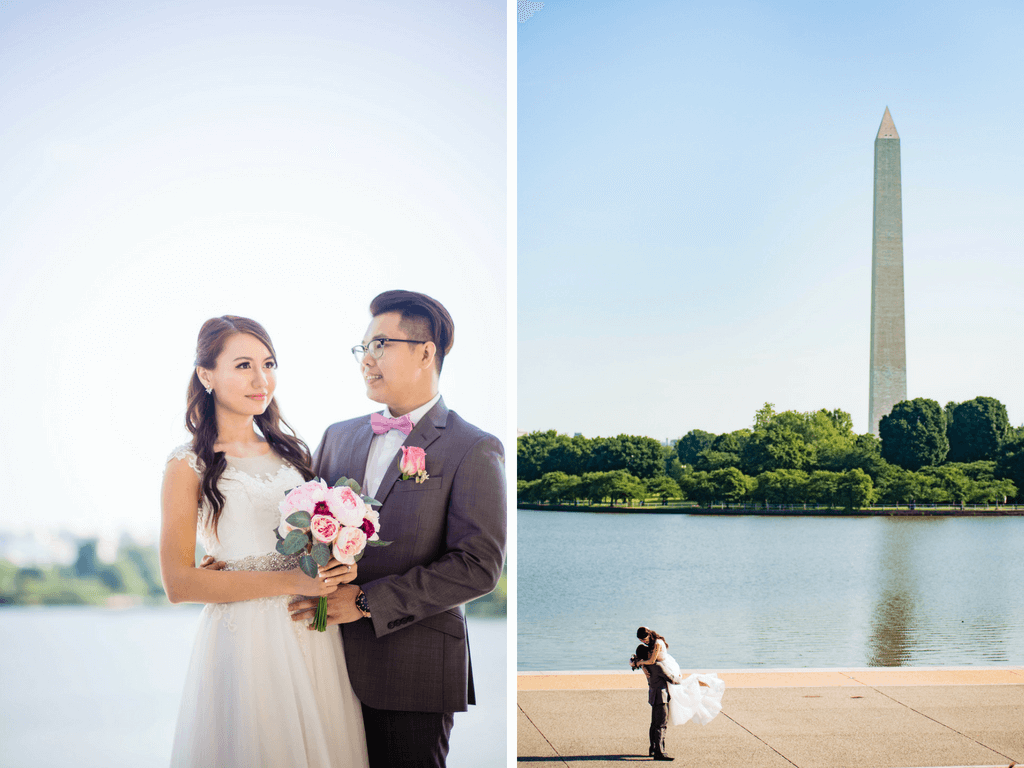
[275,476,390,631]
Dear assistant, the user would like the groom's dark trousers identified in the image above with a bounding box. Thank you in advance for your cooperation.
[646,664,672,758]
[313,398,506,768]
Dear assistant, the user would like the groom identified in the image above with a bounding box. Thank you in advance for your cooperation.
[289,289,507,768]
[632,644,675,761]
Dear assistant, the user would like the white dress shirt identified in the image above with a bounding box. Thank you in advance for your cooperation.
[363,393,441,499]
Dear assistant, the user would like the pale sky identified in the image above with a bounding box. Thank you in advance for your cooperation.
[518,0,1024,441]
[0,0,507,539]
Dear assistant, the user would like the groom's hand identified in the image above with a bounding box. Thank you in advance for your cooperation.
[198,555,226,570]
[288,584,363,627]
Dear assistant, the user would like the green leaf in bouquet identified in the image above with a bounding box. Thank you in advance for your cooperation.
[333,476,351,488]
[298,553,318,579]
[311,542,332,566]
[344,478,360,491]
[274,526,283,542]
[352,551,363,564]
[279,529,308,555]
[286,511,312,528]
[361,496,382,506]
[366,539,393,547]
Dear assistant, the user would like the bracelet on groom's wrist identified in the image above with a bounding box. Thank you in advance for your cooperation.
[355,589,371,618]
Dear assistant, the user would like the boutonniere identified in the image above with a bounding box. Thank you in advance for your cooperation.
[398,446,430,483]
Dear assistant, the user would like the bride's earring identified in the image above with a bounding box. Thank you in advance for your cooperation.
[205,384,213,395]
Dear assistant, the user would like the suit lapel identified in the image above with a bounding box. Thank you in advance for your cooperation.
[374,398,448,505]
[346,419,375,488]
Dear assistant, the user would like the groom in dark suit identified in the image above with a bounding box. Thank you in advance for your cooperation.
[289,290,506,768]
[632,644,675,761]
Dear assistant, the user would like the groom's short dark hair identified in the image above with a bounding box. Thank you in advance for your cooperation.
[370,290,455,373]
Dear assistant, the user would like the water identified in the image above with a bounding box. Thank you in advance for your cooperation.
[0,607,506,768]
[518,510,1024,671]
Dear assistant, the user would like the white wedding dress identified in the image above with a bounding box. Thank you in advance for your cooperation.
[168,447,369,768]
[653,640,726,727]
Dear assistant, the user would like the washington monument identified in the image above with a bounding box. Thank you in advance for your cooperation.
[869,107,907,435]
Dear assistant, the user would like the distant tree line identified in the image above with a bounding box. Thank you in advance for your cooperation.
[517,396,1024,509]
[1,540,507,616]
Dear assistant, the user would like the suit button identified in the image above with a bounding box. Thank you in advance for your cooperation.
[387,621,395,629]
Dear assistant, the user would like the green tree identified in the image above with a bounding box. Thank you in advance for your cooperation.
[646,475,683,504]
[803,410,857,469]
[876,466,941,504]
[824,433,888,481]
[920,465,971,503]
[535,472,582,504]
[995,437,1024,501]
[836,469,876,509]
[742,422,815,474]
[879,398,949,471]
[694,449,742,471]
[74,540,99,578]
[676,430,716,466]
[516,479,541,504]
[517,430,562,482]
[664,455,686,483]
[542,434,591,476]
[585,436,621,473]
[707,467,755,503]
[754,470,809,504]
[612,435,666,479]
[585,470,646,505]
[711,429,752,455]
[946,396,1010,463]
[753,402,777,430]
[806,471,842,505]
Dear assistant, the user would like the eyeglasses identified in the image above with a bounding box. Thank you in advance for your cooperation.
[351,338,427,363]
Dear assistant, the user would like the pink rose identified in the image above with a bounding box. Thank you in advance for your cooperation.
[279,479,328,518]
[361,508,381,541]
[310,514,341,544]
[327,485,366,527]
[399,446,426,475]
[331,527,368,565]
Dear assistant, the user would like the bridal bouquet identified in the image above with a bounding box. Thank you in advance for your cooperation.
[274,477,390,631]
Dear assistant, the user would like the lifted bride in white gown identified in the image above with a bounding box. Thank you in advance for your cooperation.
[161,316,368,768]
[637,628,725,727]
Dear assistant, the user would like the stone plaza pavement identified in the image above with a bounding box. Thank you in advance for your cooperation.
[518,668,1024,768]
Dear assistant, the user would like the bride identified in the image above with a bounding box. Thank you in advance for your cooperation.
[160,315,369,767]
[634,626,725,727]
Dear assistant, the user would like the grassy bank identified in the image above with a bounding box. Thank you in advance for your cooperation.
[518,502,1024,516]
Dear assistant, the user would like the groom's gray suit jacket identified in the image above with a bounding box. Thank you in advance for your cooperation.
[647,661,673,706]
[312,397,506,713]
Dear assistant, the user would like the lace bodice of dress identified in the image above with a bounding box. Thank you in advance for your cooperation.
[167,445,305,561]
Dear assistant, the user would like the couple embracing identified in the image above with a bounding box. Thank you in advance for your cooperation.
[160,290,507,767]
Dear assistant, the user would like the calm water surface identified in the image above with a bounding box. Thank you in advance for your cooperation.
[519,510,1024,671]
[0,607,505,768]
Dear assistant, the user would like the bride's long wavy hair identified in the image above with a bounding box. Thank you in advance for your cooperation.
[186,316,314,535]
[637,626,669,650]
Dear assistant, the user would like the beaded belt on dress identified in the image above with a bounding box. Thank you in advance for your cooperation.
[221,552,299,572]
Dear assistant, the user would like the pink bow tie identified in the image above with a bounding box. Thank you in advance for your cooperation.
[370,412,414,436]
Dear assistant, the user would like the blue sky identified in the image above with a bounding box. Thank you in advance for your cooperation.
[0,0,506,537]
[518,0,1024,440]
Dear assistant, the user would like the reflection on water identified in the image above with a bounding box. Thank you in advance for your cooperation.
[869,519,917,666]
[518,510,1024,670]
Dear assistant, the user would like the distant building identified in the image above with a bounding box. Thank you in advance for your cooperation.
[869,107,908,435]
